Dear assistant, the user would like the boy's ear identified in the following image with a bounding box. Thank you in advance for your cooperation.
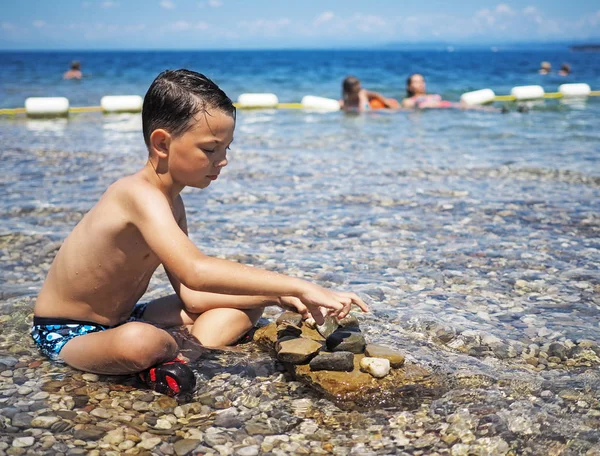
[149,129,171,159]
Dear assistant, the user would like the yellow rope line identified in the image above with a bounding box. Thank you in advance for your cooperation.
[1,92,598,116]
[69,106,104,113]
[493,95,516,102]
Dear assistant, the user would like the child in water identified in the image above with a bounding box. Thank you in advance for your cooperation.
[339,76,399,112]
[32,69,368,399]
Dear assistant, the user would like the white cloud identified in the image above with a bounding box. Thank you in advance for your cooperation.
[101,1,118,8]
[238,18,292,36]
[165,21,209,31]
[32,20,46,28]
[161,1,175,9]
[81,1,91,7]
[354,14,387,33]
[171,20,190,30]
[314,12,334,26]
[1,22,16,30]
[199,0,222,7]
[523,6,538,15]
[495,4,515,15]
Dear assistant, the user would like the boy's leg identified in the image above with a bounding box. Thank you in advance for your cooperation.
[190,307,263,347]
[59,322,178,375]
[141,294,264,347]
[142,294,197,327]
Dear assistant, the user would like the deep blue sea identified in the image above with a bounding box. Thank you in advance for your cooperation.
[1,49,600,106]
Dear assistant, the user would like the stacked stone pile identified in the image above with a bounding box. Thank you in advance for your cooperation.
[253,311,445,406]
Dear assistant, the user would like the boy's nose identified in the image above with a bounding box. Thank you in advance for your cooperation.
[215,155,228,168]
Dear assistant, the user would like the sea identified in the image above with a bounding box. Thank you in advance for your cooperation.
[1,49,600,452]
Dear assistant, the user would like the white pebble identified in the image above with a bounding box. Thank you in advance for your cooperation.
[12,436,35,448]
[359,357,391,378]
[17,386,33,395]
[82,373,100,382]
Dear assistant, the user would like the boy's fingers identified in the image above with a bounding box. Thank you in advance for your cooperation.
[309,306,325,325]
[350,294,369,312]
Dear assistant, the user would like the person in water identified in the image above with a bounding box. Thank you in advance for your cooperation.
[402,73,454,109]
[32,69,368,399]
[63,61,82,80]
[559,63,571,76]
[538,61,551,75]
[339,76,399,112]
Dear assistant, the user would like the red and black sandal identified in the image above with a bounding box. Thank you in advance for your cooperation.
[139,358,196,398]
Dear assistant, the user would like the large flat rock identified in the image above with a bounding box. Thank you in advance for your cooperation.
[253,318,446,408]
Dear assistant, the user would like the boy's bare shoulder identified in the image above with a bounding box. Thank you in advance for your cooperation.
[107,173,165,205]
[105,173,185,226]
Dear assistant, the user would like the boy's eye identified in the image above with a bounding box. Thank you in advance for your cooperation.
[202,148,215,154]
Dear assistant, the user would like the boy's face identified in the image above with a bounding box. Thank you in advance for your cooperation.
[168,109,235,189]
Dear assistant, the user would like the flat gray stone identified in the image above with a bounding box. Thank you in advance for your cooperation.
[326,331,366,354]
[275,311,303,327]
[277,338,323,364]
[276,323,302,339]
[73,427,105,440]
[338,314,360,328]
[309,351,354,372]
[364,344,406,368]
[173,439,201,456]
[316,316,339,338]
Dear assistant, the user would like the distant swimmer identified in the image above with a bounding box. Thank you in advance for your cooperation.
[402,74,454,109]
[63,61,82,80]
[339,76,400,112]
[559,63,571,76]
[538,61,551,75]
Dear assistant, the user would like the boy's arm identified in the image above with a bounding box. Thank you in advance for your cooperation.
[165,202,282,313]
[131,185,367,322]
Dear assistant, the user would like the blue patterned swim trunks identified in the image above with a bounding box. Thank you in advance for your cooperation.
[30,303,147,362]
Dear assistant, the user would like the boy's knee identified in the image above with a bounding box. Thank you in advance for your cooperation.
[119,323,177,368]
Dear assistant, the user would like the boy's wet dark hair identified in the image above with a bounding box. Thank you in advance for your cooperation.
[142,69,235,149]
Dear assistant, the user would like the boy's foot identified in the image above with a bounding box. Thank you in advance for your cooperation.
[139,359,196,398]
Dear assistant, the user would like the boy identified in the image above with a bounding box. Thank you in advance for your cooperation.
[31,69,368,398]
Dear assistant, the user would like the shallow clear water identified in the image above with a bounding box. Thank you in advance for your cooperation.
[1,50,600,452]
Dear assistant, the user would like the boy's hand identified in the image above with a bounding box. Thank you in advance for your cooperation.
[277,296,311,320]
[298,285,368,325]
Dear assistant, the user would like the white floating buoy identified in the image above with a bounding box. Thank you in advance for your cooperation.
[101,95,143,113]
[25,97,70,117]
[237,93,279,108]
[301,95,340,112]
[559,83,591,98]
[510,85,545,101]
[460,88,496,106]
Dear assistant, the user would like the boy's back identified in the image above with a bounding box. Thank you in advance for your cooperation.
[35,173,181,326]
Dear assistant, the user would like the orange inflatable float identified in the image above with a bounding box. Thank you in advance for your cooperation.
[369,98,400,109]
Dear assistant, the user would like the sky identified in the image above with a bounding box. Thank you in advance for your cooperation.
[1,0,599,50]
